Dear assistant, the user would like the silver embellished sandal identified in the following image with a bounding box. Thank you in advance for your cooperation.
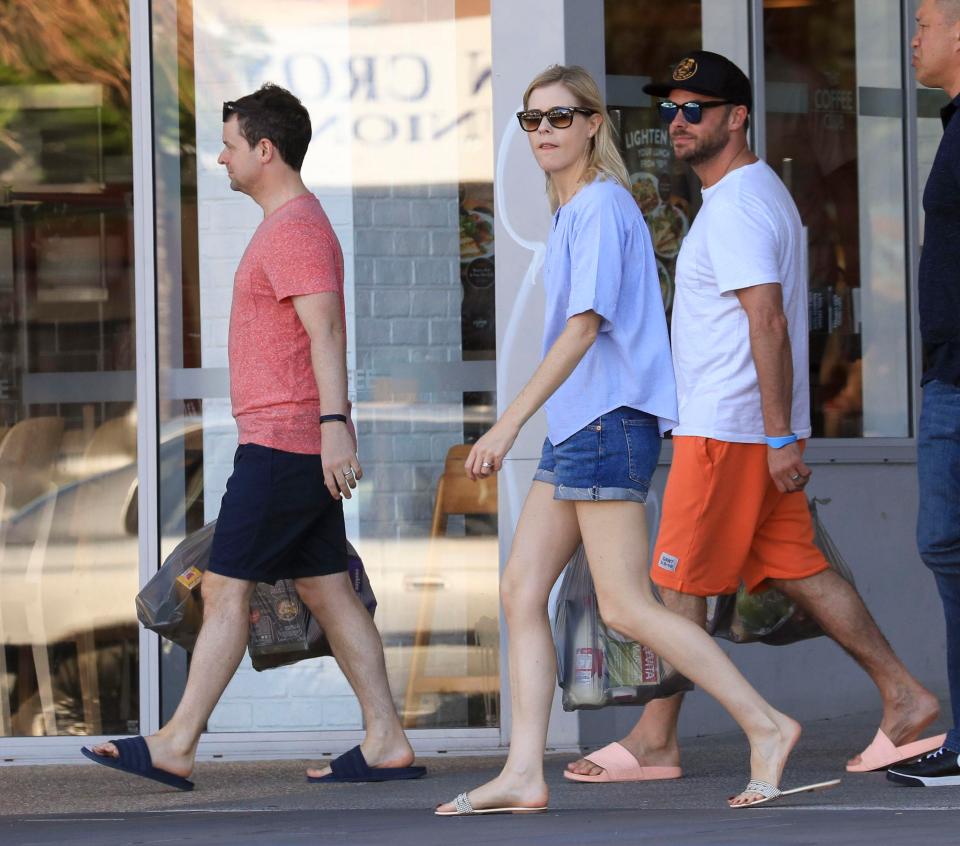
[729,777,841,808]
[435,792,548,816]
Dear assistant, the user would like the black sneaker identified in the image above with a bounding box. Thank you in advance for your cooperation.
[887,747,960,787]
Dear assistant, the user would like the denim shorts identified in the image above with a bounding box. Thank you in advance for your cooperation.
[533,406,661,503]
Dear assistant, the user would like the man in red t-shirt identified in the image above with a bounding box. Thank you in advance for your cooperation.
[83,84,423,789]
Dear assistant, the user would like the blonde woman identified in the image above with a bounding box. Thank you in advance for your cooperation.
[435,65,836,814]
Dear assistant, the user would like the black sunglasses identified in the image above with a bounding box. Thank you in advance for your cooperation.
[222,100,246,122]
[516,106,596,132]
[658,99,731,125]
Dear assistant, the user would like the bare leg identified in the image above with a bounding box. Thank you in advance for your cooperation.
[296,571,414,777]
[575,501,800,806]
[770,569,940,765]
[566,589,706,778]
[436,482,582,812]
[89,572,255,777]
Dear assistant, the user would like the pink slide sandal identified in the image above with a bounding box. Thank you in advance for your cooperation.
[563,742,682,783]
[845,729,946,773]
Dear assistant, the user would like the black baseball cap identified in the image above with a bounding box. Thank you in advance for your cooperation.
[643,50,752,111]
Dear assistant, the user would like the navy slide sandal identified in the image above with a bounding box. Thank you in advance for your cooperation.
[81,736,195,792]
[307,745,427,783]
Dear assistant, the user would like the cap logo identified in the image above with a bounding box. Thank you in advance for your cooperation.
[673,58,698,82]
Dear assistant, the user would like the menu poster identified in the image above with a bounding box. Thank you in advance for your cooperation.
[617,106,701,322]
[459,181,495,360]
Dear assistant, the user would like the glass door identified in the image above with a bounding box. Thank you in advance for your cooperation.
[151,0,499,736]
[0,0,139,739]
[763,0,911,438]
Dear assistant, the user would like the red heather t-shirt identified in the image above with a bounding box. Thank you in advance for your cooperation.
[229,193,346,455]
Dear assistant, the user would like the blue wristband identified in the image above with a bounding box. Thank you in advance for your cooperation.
[765,433,798,449]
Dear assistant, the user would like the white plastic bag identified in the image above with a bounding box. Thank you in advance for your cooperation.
[708,497,855,645]
[553,545,692,711]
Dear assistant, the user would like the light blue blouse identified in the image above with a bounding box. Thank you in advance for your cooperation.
[541,177,678,445]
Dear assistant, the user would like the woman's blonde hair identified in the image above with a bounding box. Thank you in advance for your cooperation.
[523,64,630,210]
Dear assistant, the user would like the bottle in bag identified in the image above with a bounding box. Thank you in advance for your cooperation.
[565,596,605,708]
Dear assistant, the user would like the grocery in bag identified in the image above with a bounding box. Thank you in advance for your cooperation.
[553,545,692,711]
[248,553,375,671]
[708,497,855,645]
[136,521,375,670]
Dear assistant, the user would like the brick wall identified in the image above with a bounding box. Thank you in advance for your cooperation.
[353,183,464,539]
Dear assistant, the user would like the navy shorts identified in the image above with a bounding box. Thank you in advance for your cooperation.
[533,406,661,503]
[208,443,348,584]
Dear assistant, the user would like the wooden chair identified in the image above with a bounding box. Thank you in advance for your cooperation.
[0,417,64,516]
[0,414,133,737]
[0,481,59,735]
[402,444,499,727]
[63,414,139,736]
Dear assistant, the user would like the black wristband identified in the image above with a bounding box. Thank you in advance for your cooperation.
[319,413,348,425]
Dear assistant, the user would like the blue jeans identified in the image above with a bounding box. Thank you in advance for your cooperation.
[918,380,960,753]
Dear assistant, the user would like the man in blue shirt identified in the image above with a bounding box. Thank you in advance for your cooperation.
[888,0,960,788]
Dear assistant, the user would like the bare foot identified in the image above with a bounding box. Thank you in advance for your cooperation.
[435,772,548,814]
[846,684,940,769]
[565,737,681,778]
[728,712,802,808]
[88,735,194,779]
[306,736,415,779]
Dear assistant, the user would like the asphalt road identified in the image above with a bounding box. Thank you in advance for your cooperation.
[4,807,959,846]
[2,712,959,845]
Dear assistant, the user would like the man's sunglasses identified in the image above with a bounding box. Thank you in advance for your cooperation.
[658,99,731,125]
[222,100,247,122]
[516,106,596,132]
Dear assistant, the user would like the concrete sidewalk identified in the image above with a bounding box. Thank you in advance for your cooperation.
[2,711,959,845]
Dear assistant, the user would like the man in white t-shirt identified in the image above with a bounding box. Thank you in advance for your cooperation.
[565,50,940,789]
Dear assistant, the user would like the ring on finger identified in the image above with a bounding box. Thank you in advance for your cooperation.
[342,467,355,477]
[481,461,493,468]
[790,473,802,481]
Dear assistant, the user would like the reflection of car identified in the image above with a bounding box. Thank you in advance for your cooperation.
[1,416,500,728]
[3,419,208,545]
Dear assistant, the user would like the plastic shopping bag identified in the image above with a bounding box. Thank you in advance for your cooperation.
[136,521,376,670]
[708,497,855,646]
[553,545,693,711]
[248,552,376,671]
[135,521,215,652]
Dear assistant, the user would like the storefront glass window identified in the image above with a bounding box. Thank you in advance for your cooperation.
[153,0,498,733]
[764,0,910,437]
[605,0,706,324]
[0,1,139,737]
[606,1,912,439]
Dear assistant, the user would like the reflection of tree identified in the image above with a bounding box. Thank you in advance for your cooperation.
[151,0,197,152]
[0,0,139,168]
[0,0,131,104]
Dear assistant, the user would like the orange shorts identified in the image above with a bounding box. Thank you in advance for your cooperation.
[650,437,828,596]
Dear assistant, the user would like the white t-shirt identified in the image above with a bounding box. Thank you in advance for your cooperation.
[670,159,811,443]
